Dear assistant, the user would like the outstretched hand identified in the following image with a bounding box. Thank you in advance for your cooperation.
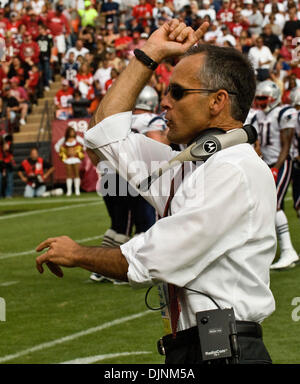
[36,236,81,278]
[143,19,210,62]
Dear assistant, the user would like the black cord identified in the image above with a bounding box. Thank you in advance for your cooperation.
[145,286,167,311]
[144,285,221,311]
[183,286,221,310]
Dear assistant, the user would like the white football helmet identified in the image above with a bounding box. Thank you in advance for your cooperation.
[290,87,300,106]
[254,80,281,113]
[135,86,159,112]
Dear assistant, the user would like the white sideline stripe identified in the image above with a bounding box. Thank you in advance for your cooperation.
[0,311,152,364]
[0,197,101,206]
[0,201,103,220]
[0,235,103,260]
[60,351,151,364]
[0,281,19,287]
[77,235,103,243]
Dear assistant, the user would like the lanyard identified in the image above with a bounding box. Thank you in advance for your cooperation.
[160,163,185,338]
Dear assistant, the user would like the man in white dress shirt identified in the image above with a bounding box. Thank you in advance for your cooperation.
[248,36,275,74]
[36,19,276,364]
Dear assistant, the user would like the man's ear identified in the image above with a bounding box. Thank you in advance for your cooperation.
[209,90,229,116]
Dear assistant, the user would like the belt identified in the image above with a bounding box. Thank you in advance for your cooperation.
[157,321,262,356]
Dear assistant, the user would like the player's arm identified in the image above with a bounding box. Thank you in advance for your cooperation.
[36,236,129,281]
[254,139,262,157]
[273,127,294,170]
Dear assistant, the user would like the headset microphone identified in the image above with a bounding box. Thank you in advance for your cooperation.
[138,125,257,192]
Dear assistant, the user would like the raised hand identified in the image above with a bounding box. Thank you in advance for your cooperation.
[142,19,210,63]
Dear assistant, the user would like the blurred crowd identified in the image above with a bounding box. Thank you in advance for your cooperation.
[1,0,300,197]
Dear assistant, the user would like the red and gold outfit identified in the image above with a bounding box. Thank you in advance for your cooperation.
[59,138,85,165]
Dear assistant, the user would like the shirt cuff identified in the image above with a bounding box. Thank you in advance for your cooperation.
[84,111,132,149]
[120,234,153,288]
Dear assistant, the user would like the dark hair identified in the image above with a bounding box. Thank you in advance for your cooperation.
[56,4,64,12]
[65,126,76,140]
[30,146,38,153]
[184,44,256,122]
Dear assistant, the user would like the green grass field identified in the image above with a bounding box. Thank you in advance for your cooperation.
[0,191,299,364]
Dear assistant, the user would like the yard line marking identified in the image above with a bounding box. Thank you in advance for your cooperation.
[0,311,152,364]
[77,235,103,244]
[0,250,36,259]
[0,197,101,206]
[0,281,19,287]
[60,351,151,364]
[0,235,103,260]
[0,201,103,221]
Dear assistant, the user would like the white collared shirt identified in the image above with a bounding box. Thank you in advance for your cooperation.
[85,111,277,331]
[248,45,274,70]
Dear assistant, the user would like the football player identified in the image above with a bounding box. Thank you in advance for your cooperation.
[244,105,262,156]
[130,85,168,232]
[289,87,300,220]
[253,80,299,269]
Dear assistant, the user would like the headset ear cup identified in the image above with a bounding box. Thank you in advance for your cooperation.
[242,125,257,144]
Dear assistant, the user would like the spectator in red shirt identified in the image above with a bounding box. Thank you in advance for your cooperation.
[127,31,145,58]
[0,64,7,92]
[8,11,22,36]
[227,9,249,38]
[9,76,29,125]
[132,0,153,28]
[0,133,14,198]
[46,4,70,55]
[46,4,70,37]
[25,64,40,104]
[0,9,12,36]
[5,31,20,61]
[21,9,42,40]
[155,57,173,96]
[55,78,74,120]
[114,24,133,57]
[290,46,300,79]
[282,74,297,104]
[279,36,293,63]
[104,67,119,92]
[76,62,93,99]
[19,32,40,69]
[217,0,234,24]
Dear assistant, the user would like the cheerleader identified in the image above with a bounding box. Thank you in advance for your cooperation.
[0,134,15,198]
[55,126,85,196]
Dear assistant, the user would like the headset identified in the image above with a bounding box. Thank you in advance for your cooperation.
[138,125,257,192]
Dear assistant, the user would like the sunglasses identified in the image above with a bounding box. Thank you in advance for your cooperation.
[166,83,238,101]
